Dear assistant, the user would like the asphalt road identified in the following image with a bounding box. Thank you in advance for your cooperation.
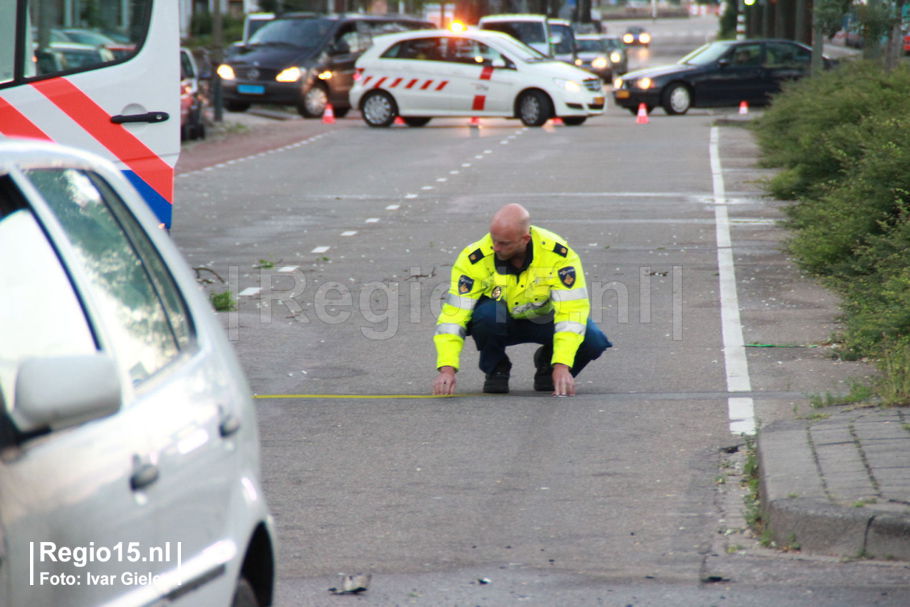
[173,16,910,606]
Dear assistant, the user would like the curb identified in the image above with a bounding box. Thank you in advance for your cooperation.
[757,418,910,561]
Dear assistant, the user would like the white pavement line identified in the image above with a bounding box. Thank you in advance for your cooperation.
[385,204,400,210]
[365,217,380,223]
[238,287,261,297]
[436,177,447,182]
[311,246,330,254]
[278,266,298,272]
[710,126,755,436]
[341,230,358,236]
[405,193,418,199]
[422,185,434,190]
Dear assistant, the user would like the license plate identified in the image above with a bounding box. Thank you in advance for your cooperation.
[593,96,604,105]
[238,84,265,95]
[615,90,630,99]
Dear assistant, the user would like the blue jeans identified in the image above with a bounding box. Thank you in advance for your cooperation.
[467,297,612,375]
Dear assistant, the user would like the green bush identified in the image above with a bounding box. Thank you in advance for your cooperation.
[753,61,910,401]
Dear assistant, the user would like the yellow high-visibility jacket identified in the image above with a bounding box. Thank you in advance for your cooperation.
[435,226,590,370]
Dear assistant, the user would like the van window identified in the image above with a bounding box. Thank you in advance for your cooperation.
[0,0,152,84]
[482,21,547,45]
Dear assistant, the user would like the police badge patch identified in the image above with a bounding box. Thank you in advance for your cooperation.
[458,275,475,294]
[490,286,502,300]
[558,266,576,287]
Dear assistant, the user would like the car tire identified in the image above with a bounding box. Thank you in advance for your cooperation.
[298,84,328,118]
[360,91,397,128]
[225,100,250,112]
[562,116,586,126]
[403,117,431,127]
[517,90,552,127]
[662,83,691,115]
[231,577,260,607]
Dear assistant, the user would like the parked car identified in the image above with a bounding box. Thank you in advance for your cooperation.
[59,27,136,59]
[575,33,614,79]
[612,39,834,115]
[622,26,651,46]
[181,47,207,141]
[547,18,579,66]
[350,29,604,127]
[42,41,115,71]
[0,139,275,607]
[478,14,551,56]
[218,13,432,118]
[603,36,628,75]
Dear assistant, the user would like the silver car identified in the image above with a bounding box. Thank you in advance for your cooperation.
[0,140,275,607]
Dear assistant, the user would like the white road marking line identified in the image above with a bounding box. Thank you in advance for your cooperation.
[449,170,459,175]
[474,155,484,159]
[710,126,755,436]
[422,185,434,190]
[311,246,330,254]
[436,177,447,182]
[238,287,261,297]
[462,163,471,167]
[405,193,418,198]
[365,217,380,223]
[385,204,400,210]
[278,266,298,272]
[341,230,358,236]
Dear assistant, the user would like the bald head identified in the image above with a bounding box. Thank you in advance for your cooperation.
[490,204,531,266]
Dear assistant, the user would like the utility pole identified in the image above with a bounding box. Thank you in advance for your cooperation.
[212,0,224,122]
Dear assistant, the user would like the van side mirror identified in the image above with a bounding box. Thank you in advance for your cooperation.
[11,354,121,435]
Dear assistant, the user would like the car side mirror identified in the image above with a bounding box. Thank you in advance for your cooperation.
[718,58,731,68]
[12,354,121,435]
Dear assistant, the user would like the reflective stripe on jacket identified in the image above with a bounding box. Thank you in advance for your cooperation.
[434,226,590,370]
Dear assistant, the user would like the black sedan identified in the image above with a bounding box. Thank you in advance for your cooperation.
[612,39,834,115]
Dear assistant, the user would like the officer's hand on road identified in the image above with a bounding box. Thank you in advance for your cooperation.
[433,366,457,395]
[552,364,575,397]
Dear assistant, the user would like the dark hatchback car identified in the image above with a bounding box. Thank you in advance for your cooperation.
[612,39,835,115]
[218,13,432,118]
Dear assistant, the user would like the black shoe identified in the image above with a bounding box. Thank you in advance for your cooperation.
[483,357,511,393]
[533,346,554,392]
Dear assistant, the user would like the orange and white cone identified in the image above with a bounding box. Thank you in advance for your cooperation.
[551,116,564,126]
[393,115,406,125]
[469,116,480,127]
[322,103,336,124]
[738,100,749,115]
[635,103,649,124]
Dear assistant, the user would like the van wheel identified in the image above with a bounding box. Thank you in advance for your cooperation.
[299,85,328,118]
[360,91,397,127]
[403,117,431,127]
[562,116,587,126]
[231,578,259,607]
[517,90,552,127]
[225,100,250,112]
[662,83,691,115]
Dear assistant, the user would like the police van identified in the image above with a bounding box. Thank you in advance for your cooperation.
[0,0,179,229]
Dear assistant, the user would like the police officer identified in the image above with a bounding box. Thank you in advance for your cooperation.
[432,203,611,396]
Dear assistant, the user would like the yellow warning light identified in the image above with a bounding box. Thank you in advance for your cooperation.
[449,20,467,33]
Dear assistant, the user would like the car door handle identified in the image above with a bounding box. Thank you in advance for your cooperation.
[219,411,241,438]
[130,461,159,491]
[111,111,170,124]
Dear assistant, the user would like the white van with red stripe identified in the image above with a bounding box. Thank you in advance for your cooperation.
[350,29,604,127]
[0,0,179,228]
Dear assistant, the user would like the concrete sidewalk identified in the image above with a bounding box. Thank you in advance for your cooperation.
[758,407,910,561]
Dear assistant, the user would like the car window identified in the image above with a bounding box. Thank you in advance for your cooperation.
[24,168,191,385]
[765,42,810,67]
[249,17,333,49]
[9,0,152,80]
[730,43,762,67]
[549,24,575,54]
[446,38,506,65]
[680,42,731,66]
[382,37,446,61]
[0,176,96,411]
[481,21,547,45]
[576,38,606,53]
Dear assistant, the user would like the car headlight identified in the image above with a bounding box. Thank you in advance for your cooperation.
[216,64,235,80]
[613,77,624,89]
[592,56,608,69]
[554,78,582,93]
[639,33,651,44]
[276,66,303,82]
[635,77,652,90]
[622,33,634,44]
[610,51,622,63]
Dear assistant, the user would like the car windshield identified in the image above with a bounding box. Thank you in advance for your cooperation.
[248,17,333,49]
[490,34,552,62]
[482,21,547,44]
[550,24,574,54]
[576,38,605,53]
[679,41,733,66]
[603,38,623,51]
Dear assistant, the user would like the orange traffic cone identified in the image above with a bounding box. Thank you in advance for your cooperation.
[469,116,480,127]
[636,103,649,124]
[393,115,406,125]
[738,100,749,115]
[551,116,564,126]
[322,103,336,124]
